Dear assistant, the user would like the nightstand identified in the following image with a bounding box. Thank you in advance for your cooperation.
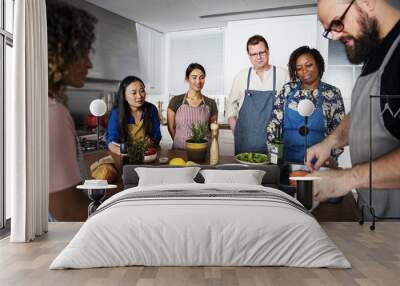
[76,184,117,216]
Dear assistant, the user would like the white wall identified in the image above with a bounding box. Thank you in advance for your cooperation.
[166,28,225,97]
[224,14,319,95]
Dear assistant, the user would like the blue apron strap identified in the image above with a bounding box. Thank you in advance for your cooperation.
[286,83,300,104]
[283,83,299,131]
[247,66,276,94]
[246,67,252,91]
[272,66,276,94]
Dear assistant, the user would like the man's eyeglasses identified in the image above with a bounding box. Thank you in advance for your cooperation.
[322,0,355,40]
[249,50,268,58]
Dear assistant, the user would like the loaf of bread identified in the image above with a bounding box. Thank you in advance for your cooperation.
[90,155,115,172]
[91,163,118,183]
[90,155,118,183]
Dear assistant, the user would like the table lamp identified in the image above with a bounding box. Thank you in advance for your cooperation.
[297,99,315,164]
[89,99,107,150]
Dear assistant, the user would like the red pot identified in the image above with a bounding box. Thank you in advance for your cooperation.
[86,115,106,129]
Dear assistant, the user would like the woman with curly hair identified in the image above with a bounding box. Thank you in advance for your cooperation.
[47,0,97,221]
[266,46,345,165]
[107,76,161,154]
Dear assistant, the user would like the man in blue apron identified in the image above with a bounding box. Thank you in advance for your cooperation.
[306,0,400,219]
[226,35,289,154]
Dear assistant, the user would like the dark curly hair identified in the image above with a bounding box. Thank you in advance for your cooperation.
[113,76,158,145]
[46,0,97,98]
[288,46,325,82]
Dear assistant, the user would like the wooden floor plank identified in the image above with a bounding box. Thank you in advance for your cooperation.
[0,222,399,286]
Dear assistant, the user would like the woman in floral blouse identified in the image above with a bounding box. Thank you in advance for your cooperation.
[266,46,345,164]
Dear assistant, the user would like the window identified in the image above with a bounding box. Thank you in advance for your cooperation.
[1,0,14,230]
[5,0,13,33]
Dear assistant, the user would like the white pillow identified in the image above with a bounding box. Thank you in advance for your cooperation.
[200,169,266,185]
[135,167,200,186]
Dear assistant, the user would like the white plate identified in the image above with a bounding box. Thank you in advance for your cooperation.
[235,158,268,165]
[77,184,117,190]
[144,152,157,163]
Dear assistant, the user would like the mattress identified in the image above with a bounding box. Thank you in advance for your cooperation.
[50,183,351,269]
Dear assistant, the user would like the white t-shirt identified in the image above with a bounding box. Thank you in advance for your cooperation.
[226,66,289,119]
[49,98,81,192]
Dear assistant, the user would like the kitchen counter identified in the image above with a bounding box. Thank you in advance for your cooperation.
[161,122,231,130]
[84,148,359,222]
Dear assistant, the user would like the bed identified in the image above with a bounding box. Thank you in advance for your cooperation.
[50,165,350,269]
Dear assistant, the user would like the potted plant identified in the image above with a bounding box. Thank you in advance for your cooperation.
[185,122,209,163]
[126,139,146,164]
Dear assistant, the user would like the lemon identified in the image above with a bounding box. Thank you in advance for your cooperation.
[186,161,199,167]
[169,157,186,166]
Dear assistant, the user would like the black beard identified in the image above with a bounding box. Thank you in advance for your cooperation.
[344,15,380,64]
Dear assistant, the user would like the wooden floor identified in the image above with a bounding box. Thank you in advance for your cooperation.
[0,222,399,286]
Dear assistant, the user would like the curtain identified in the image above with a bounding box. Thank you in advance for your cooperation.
[7,0,48,242]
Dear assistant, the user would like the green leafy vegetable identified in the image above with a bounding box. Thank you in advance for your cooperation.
[236,152,270,164]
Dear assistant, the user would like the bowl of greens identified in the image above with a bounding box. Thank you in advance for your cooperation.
[235,152,270,165]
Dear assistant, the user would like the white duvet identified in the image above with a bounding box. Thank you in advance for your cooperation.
[50,183,351,269]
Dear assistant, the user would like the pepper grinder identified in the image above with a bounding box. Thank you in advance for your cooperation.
[210,123,219,165]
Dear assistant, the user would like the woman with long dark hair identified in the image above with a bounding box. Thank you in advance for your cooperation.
[107,76,161,154]
[167,63,218,149]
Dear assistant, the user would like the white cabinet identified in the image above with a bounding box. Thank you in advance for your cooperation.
[136,24,165,95]
[149,31,164,94]
[218,129,235,156]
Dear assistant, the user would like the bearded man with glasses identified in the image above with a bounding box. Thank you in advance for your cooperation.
[226,35,289,154]
[307,0,400,221]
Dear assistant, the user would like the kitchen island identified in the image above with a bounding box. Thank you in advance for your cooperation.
[83,148,360,222]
